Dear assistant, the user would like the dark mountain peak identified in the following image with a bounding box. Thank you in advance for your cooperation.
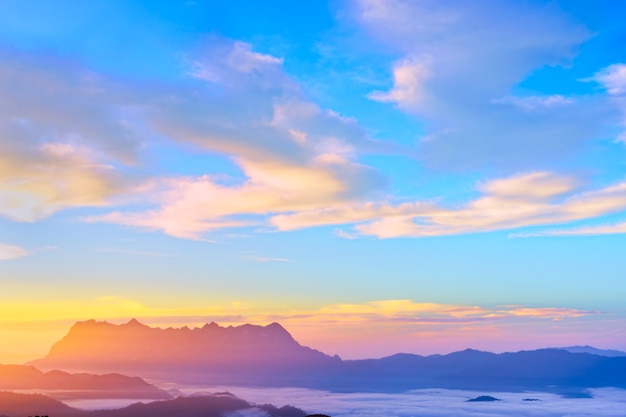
[265,322,293,337]
[125,318,145,327]
[72,318,98,328]
[467,395,501,402]
[446,348,493,358]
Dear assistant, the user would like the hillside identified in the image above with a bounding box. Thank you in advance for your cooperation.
[0,364,170,399]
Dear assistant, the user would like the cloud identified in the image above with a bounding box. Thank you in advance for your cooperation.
[368,55,431,110]
[95,248,176,257]
[594,64,626,96]
[512,220,626,238]
[4,36,625,242]
[592,63,626,143]
[0,140,126,222]
[270,171,626,238]
[87,164,626,240]
[291,299,594,324]
[352,0,620,169]
[85,156,382,239]
[0,243,28,260]
[0,50,139,222]
[491,95,575,112]
[189,386,626,417]
[84,39,390,239]
[1,40,392,232]
[247,256,290,263]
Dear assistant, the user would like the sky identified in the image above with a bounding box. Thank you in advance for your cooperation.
[1,0,626,364]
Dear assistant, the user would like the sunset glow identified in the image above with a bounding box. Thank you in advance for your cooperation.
[2,0,626,370]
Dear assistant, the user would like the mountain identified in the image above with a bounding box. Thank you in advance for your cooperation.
[554,345,626,357]
[87,393,306,417]
[0,392,307,417]
[0,392,83,417]
[29,319,340,385]
[29,319,626,393]
[328,348,626,392]
[0,364,170,400]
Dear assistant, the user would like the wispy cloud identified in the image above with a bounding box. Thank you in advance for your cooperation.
[247,256,290,263]
[511,220,626,238]
[272,171,626,238]
[0,243,28,260]
[95,248,176,258]
[491,95,575,111]
[592,63,626,143]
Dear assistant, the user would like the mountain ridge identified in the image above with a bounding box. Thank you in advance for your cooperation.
[27,319,626,393]
[0,363,170,400]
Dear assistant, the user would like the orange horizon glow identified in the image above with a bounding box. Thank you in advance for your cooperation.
[1,297,623,365]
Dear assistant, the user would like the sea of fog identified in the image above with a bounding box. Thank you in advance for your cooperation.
[63,386,626,417]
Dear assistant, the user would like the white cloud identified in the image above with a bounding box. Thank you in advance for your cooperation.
[368,55,431,111]
[194,386,626,417]
[491,95,575,111]
[248,256,290,263]
[593,63,626,143]
[512,220,626,238]
[594,64,626,96]
[0,243,28,260]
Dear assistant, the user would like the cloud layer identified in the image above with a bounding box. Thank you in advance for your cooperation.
[355,0,620,169]
[2,7,626,242]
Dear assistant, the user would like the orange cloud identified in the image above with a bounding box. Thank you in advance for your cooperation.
[0,142,126,222]
[274,172,626,239]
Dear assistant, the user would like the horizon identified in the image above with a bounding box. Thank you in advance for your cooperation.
[2,0,626,367]
[8,317,626,365]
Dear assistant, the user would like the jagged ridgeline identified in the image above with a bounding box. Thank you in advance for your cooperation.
[28,319,341,386]
[28,319,626,392]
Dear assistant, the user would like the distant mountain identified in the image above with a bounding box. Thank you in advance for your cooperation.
[88,393,306,417]
[0,392,83,417]
[329,348,626,392]
[29,319,340,385]
[0,392,307,417]
[554,345,626,357]
[0,364,170,399]
[28,319,626,393]
[467,395,500,402]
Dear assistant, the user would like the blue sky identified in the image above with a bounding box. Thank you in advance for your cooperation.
[1,0,626,362]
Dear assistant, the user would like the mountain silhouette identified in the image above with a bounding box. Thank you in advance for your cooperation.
[553,345,626,357]
[0,364,169,399]
[0,392,83,417]
[28,319,626,392]
[29,319,340,385]
[0,392,307,417]
[87,394,306,417]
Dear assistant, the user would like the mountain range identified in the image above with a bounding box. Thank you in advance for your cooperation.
[0,364,169,400]
[27,319,626,393]
[554,345,626,357]
[29,319,340,385]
